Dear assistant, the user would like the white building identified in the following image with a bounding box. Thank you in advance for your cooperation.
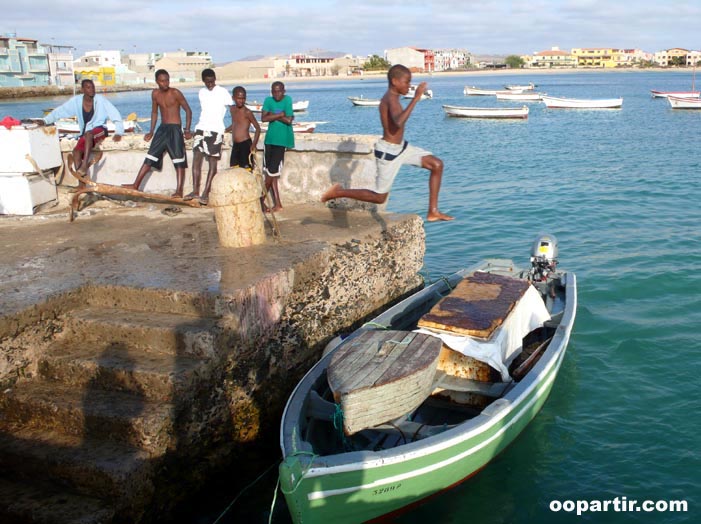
[434,49,471,71]
[384,47,425,71]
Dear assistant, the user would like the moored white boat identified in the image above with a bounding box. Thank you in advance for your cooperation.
[442,104,529,119]
[54,118,139,134]
[464,86,523,96]
[246,100,310,112]
[667,96,701,109]
[650,90,700,99]
[348,96,381,107]
[404,85,433,99]
[505,82,536,91]
[256,121,324,133]
[541,95,623,109]
[496,92,543,102]
[279,235,577,524]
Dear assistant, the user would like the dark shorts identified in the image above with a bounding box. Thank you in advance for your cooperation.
[75,126,108,152]
[193,129,223,158]
[144,124,187,170]
[230,138,255,169]
[264,144,286,177]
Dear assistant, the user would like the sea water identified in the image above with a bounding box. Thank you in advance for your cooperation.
[2,71,699,523]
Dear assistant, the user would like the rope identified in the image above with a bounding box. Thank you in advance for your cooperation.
[279,450,319,495]
[250,152,281,240]
[332,403,353,451]
[211,458,281,524]
[268,477,280,524]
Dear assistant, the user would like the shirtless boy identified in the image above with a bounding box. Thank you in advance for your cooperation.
[123,69,192,197]
[225,86,260,170]
[322,64,453,222]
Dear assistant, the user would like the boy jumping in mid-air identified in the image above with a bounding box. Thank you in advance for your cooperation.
[261,81,294,212]
[322,64,453,222]
[225,86,260,170]
[123,69,192,197]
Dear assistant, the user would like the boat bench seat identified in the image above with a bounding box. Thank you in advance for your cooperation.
[433,370,510,398]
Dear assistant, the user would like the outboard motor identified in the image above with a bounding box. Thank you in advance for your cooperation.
[529,234,558,282]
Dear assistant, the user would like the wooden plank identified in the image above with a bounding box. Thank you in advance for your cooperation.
[417,272,530,339]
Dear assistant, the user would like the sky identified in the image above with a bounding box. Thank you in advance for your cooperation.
[4,0,700,63]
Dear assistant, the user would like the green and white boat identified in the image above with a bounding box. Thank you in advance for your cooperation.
[279,235,577,523]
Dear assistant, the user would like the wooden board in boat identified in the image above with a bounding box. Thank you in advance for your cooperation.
[436,346,501,383]
[417,272,530,339]
[327,330,442,435]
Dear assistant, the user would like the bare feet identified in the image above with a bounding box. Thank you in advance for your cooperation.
[321,183,343,202]
[172,191,184,198]
[121,183,137,190]
[198,196,209,206]
[426,210,454,222]
[271,205,282,212]
[183,192,198,201]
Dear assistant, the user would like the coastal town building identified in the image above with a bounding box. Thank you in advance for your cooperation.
[43,43,75,87]
[384,47,426,72]
[653,48,701,67]
[215,53,365,80]
[522,47,577,68]
[0,35,51,87]
[433,49,472,71]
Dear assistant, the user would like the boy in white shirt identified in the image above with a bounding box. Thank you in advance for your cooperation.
[186,69,234,205]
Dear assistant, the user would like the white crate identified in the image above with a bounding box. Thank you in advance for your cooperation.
[0,124,62,173]
[0,172,58,215]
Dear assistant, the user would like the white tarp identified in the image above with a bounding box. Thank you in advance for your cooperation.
[415,284,551,381]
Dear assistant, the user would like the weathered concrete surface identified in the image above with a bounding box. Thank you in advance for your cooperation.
[58,132,381,210]
[0,199,425,522]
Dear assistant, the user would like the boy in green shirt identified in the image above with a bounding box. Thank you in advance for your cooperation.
[261,81,294,212]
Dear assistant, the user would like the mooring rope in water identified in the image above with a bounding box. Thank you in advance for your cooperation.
[211,458,281,524]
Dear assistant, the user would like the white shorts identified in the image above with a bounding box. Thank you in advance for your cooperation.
[374,139,430,194]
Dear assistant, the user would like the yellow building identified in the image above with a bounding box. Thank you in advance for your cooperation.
[571,48,618,68]
[74,66,116,86]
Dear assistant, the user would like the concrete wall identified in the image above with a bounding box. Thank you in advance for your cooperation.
[60,132,383,210]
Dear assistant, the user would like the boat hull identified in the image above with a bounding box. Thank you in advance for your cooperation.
[463,86,522,96]
[348,97,381,107]
[667,96,701,109]
[541,96,623,109]
[279,261,577,524]
[442,104,529,119]
[650,90,700,99]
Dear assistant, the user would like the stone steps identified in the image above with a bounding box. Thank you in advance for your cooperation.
[62,306,219,358]
[38,339,211,402]
[0,426,154,504]
[0,299,223,522]
[0,381,175,454]
[0,477,115,524]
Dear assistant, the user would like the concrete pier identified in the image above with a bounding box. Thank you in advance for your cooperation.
[0,196,425,522]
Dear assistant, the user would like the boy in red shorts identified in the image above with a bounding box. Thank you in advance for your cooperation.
[41,79,123,179]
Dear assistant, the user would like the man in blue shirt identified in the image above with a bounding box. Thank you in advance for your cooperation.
[42,79,123,178]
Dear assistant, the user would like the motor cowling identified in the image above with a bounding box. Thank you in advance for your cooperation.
[529,234,558,281]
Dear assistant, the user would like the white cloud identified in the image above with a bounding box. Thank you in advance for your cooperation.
[3,0,700,62]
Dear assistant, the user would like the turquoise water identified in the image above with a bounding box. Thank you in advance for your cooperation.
[3,72,699,523]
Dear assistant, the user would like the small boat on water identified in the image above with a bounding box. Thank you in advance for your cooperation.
[256,121,324,133]
[404,85,433,99]
[652,66,699,99]
[348,96,381,107]
[54,117,139,134]
[246,100,310,112]
[279,235,577,524]
[464,86,523,96]
[442,104,529,119]
[667,96,701,109]
[496,92,543,102]
[650,90,700,99]
[505,82,536,91]
[541,95,623,109]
